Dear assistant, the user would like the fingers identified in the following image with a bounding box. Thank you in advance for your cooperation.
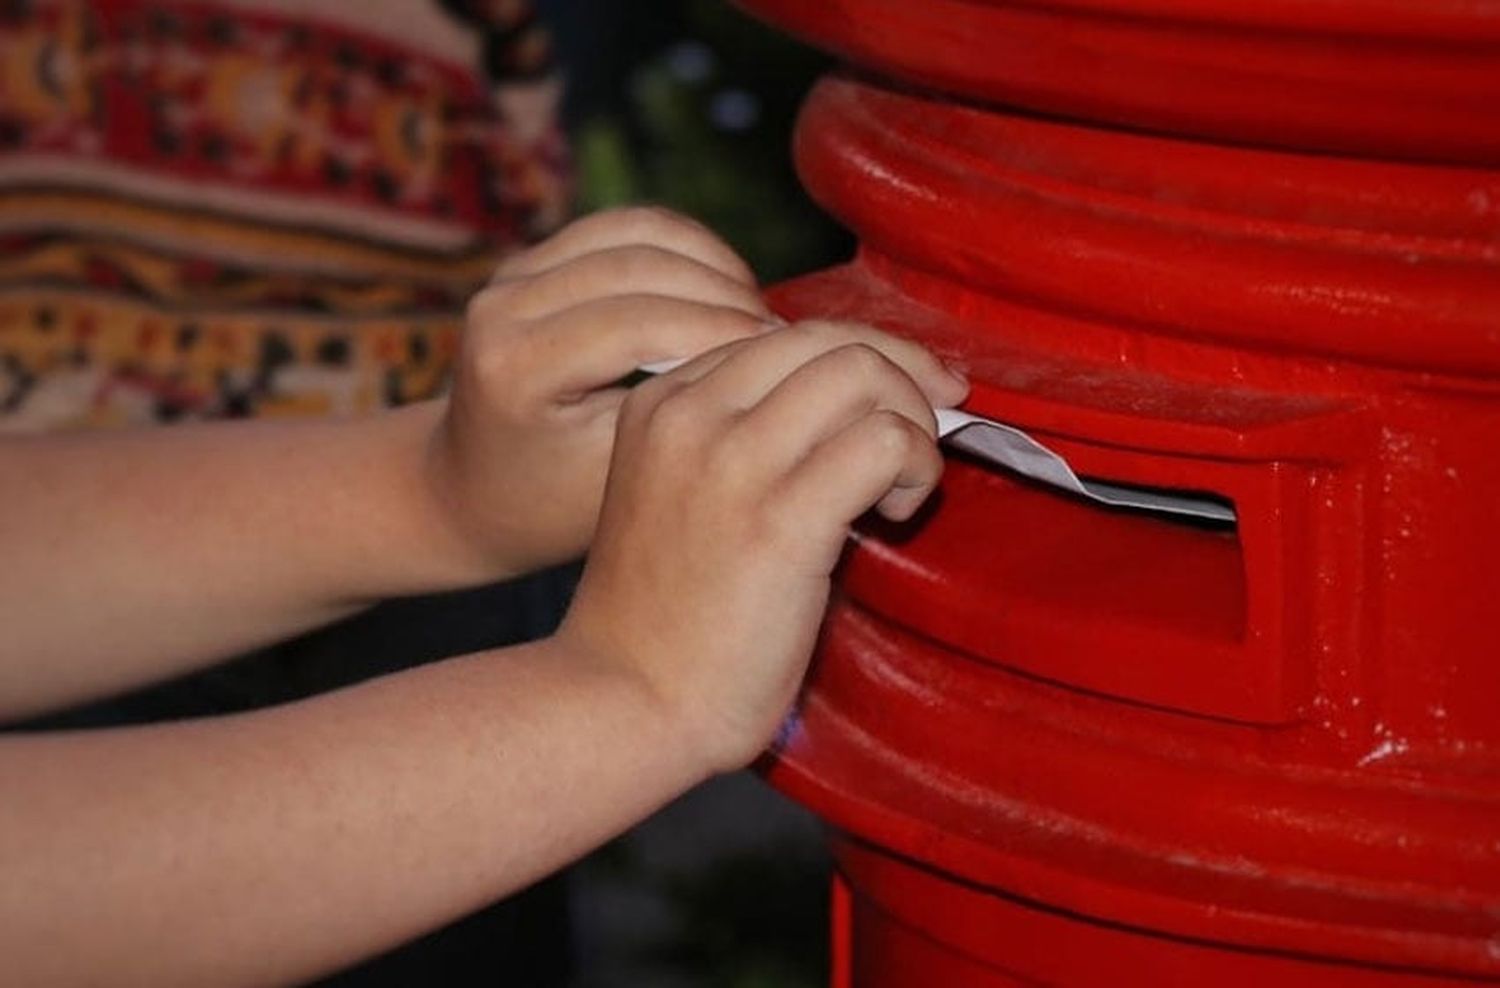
[478,245,769,323]
[493,206,758,288]
[623,327,951,542]
[505,295,771,400]
[781,409,945,528]
[667,320,967,413]
[730,343,937,477]
[461,209,769,413]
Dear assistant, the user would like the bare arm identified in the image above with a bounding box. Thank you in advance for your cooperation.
[0,203,967,986]
[0,319,965,988]
[0,637,703,988]
[0,405,470,719]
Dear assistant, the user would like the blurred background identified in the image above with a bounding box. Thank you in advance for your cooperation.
[550,0,850,282]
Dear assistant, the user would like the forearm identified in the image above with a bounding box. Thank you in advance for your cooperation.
[0,636,705,988]
[0,403,485,719]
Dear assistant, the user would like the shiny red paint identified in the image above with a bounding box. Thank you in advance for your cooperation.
[736,1,1500,984]
[737,0,1500,165]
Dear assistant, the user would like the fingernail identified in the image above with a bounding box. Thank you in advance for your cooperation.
[758,316,788,333]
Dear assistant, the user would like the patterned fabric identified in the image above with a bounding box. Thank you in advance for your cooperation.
[0,0,568,429]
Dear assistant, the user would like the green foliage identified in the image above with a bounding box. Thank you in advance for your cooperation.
[571,2,849,282]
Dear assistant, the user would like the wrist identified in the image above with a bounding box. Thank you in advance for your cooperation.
[548,624,727,785]
[344,402,505,597]
[417,403,570,589]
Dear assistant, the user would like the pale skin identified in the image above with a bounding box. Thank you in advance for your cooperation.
[0,207,968,987]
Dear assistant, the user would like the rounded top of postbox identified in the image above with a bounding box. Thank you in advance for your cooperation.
[735,0,1500,167]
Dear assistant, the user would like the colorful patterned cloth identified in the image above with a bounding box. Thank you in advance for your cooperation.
[0,0,568,429]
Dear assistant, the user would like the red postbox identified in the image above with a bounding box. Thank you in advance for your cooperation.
[734,1,1500,984]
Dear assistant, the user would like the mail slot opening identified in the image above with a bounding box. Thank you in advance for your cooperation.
[873,450,1244,642]
[845,448,1281,722]
[1072,473,1238,534]
[941,418,1239,527]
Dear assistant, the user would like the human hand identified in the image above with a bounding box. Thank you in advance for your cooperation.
[557,321,968,775]
[425,207,775,580]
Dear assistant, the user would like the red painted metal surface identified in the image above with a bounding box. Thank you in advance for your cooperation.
[738,0,1500,165]
[738,1,1500,983]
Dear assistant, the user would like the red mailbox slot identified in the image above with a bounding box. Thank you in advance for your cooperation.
[775,264,1369,726]
[852,456,1258,721]
[853,457,1253,715]
[741,1,1500,984]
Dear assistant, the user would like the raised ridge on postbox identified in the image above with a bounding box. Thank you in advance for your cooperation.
[770,266,1367,725]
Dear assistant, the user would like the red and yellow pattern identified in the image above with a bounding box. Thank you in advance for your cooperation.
[0,0,568,429]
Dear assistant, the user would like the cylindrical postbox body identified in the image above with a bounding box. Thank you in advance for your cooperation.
[736,1,1500,984]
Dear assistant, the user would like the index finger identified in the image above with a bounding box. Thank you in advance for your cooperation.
[493,207,757,288]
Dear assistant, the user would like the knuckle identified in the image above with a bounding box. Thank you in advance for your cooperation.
[865,410,919,459]
[604,244,674,282]
[833,342,894,383]
[455,309,534,394]
[789,318,862,351]
[466,331,519,379]
[464,282,521,326]
[595,206,708,256]
[901,341,946,378]
[779,319,826,348]
[456,333,527,411]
